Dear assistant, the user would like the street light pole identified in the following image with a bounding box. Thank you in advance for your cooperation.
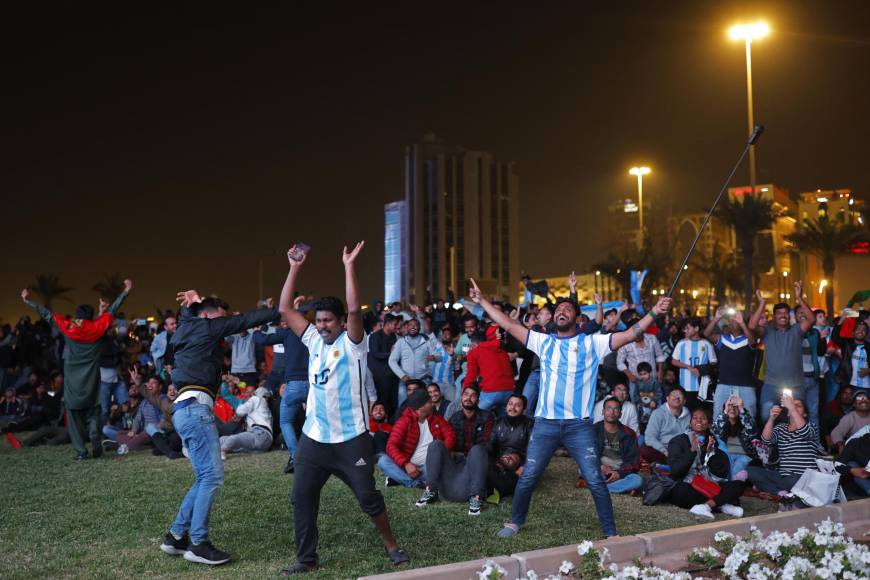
[730,21,769,195]
[744,37,756,193]
[629,166,651,248]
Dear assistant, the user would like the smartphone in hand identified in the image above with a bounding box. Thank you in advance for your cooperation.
[289,242,311,262]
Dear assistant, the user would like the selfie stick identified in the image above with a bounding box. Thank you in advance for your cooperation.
[667,125,765,298]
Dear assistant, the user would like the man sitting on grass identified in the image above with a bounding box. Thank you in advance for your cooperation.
[579,396,641,495]
[379,388,455,488]
[219,386,273,459]
[485,393,533,503]
[641,386,691,465]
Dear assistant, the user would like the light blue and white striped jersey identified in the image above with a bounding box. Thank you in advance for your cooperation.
[300,325,370,444]
[526,330,612,420]
[430,342,454,389]
[672,338,717,392]
[851,344,870,389]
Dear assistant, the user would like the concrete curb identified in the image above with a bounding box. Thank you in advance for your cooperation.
[359,498,870,579]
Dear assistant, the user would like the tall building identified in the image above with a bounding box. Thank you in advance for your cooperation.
[384,201,408,304]
[387,133,519,303]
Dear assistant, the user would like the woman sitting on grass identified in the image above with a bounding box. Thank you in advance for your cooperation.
[667,408,745,520]
[711,393,763,480]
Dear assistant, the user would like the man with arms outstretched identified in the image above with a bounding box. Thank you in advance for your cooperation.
[22,279,132,461]
[159,291,279,565]
[277,242,408,576]
[467,279,671,539]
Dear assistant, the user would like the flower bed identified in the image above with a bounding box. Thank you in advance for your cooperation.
[478,519,870,580]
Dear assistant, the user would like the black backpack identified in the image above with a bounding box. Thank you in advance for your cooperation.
[641,472,676,506]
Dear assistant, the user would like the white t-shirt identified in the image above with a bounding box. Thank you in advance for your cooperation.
[410,419,433,466]
[851,345,869,389]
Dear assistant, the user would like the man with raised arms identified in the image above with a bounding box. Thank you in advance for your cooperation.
[277,242,408,575]
[467,279,671,539]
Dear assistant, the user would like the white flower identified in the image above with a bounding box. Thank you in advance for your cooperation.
[578,540,595,556]
[478,560,507,580]
[558,560,576,575]
[715,531,736,543]
[781,556,813,580]
[525,571,539,580]
[814,534,829,546]
[599,547,610,564]
[745,562,777,580]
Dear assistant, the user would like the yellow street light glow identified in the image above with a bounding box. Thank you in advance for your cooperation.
[729,21,770,42]
[595,270,601,276]
[819,279,828,295]
[652,289,658,295]
[629,166,651,176]
[782,271,789,277]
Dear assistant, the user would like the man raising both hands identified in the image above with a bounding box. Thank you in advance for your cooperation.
[467,279,672,539]
[277,242,408,576]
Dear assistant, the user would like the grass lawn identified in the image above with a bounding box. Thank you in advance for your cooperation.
[0,442,777,579]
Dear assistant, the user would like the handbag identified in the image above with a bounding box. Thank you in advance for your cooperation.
[790,460,848,507]
[690,474,721,499]
[642,472,676,506]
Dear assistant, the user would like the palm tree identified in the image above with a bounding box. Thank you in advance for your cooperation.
[694,243,742,308]
[92,272,126,301]
[785,215,869,314]
[717,195,778,311]
[29,273,73,309]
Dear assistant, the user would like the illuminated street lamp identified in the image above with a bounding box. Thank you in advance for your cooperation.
[629,166,651,246]
[729,21,769,195]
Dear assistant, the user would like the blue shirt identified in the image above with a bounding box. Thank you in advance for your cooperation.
[525,330,612,420]
[300,325,370,444]
[672,338,717,392]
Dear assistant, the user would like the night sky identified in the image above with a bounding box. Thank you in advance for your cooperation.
[4,1,870,323]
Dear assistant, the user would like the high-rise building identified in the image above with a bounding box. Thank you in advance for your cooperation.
[387,133,519,303]
[384,201,408,304]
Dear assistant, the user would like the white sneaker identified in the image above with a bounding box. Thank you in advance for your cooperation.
[689,503,715,520]
[182,447,189,458]
[720,504,744,518]
[220,450,227,461]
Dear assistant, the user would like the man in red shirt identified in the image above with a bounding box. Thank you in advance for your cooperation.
[464,326,515,417]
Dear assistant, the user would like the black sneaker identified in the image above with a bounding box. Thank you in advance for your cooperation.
[74,452,89,462]
[183,541,230,565]
[102,439,118,451]
[415,487,439,507]
[284,457,295,474]
[468,495,482,516]
[385,477,400,487]
[280,561,317,575]
[160,532,190,556]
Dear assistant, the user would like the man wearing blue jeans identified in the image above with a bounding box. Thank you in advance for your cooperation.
[254,316,310,474]
[160,291,279,566]
[749,282,815,425]
[467,278,672,538]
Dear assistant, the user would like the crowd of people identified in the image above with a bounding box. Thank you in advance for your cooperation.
[2,257,869,573]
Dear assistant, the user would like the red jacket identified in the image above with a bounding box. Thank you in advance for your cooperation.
[370,418,393,433]
[386,407,455,468]
[464,325,515,392]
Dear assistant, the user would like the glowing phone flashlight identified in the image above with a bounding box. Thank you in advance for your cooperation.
[782,388,793,398]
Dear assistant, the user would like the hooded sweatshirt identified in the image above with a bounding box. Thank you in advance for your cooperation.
[463,325,515,393]
[235,387,273,433]
[644,403,691,453]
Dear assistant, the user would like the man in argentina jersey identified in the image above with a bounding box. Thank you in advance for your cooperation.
[468,278,672,539]
[276,242,408,575]
[429,326,456,399]
[670,317,717,410]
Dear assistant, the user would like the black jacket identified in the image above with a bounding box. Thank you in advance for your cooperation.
[368,330,398,384]
[593,421,640,477]
[448,408,494,455]
[171,307,279,397]
[667,432,730,481]
[836,432,870,476]
[487,415,533,460]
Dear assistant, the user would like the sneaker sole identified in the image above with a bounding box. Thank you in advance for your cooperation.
[468,510,481,516]
[183,551,230,565]
[160,544,187,556]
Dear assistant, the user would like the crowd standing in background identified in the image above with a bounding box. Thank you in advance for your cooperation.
[3,260,870,572]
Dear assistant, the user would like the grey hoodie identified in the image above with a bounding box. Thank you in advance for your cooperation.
[645,404,691,453]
